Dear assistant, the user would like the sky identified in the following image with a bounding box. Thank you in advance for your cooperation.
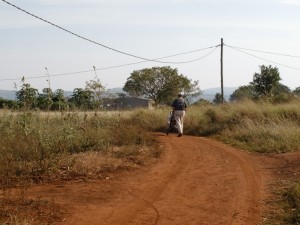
[1,0,300,93]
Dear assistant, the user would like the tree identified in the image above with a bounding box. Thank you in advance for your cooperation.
[37,88,53,111]
[16,80,38,110]
[250,65,281,100]
[69,88,93,110]
[123,66,201,105]
[85,78,106,110]
[230,85,255,102]
[52,89,67,111]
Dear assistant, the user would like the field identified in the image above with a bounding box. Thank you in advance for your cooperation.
[0,101,300,224]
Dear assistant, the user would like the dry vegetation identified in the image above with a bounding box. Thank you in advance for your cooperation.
[264,180,300,225]
[1,100,300,224]
[0,110,161,224]
[131,100,300,154]
[186,100,300,153]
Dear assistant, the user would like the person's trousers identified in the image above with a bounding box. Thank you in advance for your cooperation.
[173,110,185,134]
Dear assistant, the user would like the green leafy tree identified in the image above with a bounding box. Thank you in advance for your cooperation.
[250,65,281,100]
[123,66,201,105]
[230,85,255,102]
[85,78,106,110]
[16,79,38,110]
[52,89,67,111]
[37,88,53,111]
[69,88,93,110]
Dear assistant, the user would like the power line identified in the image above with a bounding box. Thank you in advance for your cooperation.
[226,45,300,71]
[0,46,219,82]
[225,44,300,59]
[1,0,217,64]
[1,0,150,62]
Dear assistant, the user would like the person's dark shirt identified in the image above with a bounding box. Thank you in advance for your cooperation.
[171,97,187,110]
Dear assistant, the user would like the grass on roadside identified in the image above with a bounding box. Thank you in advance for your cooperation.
[186,101,300,153]
[264,181,300,225]
[284,181,300,224]
[0,110,162,225]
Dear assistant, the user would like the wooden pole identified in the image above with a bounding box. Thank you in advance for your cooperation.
[220,38,224,103]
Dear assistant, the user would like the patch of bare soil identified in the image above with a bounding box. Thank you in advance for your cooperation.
[23,133,300,225]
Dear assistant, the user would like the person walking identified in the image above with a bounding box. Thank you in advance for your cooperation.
[171,92,187,137]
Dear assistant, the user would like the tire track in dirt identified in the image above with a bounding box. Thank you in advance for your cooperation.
[127,190,160,225]
[28,133,265,225]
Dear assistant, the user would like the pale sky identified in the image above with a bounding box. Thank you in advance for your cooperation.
[1,0,300,92]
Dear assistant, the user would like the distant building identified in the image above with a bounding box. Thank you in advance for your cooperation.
[103,97,152,110]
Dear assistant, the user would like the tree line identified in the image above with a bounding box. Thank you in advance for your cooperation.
[0,66,201,110]
[0,76,107,111]
[1,65,299,110]
[228,65,300,103]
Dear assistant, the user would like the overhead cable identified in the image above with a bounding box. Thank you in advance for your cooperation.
[1,0,217,64]
[0,46,219,82]
[225,44,300,59]
[226,45,300,71]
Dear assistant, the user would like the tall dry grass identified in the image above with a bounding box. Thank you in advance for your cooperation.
[0,111,160,187]
[184,100,300,153]
[0,110,162,224]
[115,101,300,153]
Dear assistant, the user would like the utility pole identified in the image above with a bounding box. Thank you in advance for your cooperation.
[45,67,51,89]
[93,66,98,79]
[45,67,52,112]
[14,82,18,101]
[220,38,224,103]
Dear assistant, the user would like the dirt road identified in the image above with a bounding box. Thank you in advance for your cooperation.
[29,133,275,225]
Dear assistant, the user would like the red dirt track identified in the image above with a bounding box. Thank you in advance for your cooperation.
[27,133,300,225]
